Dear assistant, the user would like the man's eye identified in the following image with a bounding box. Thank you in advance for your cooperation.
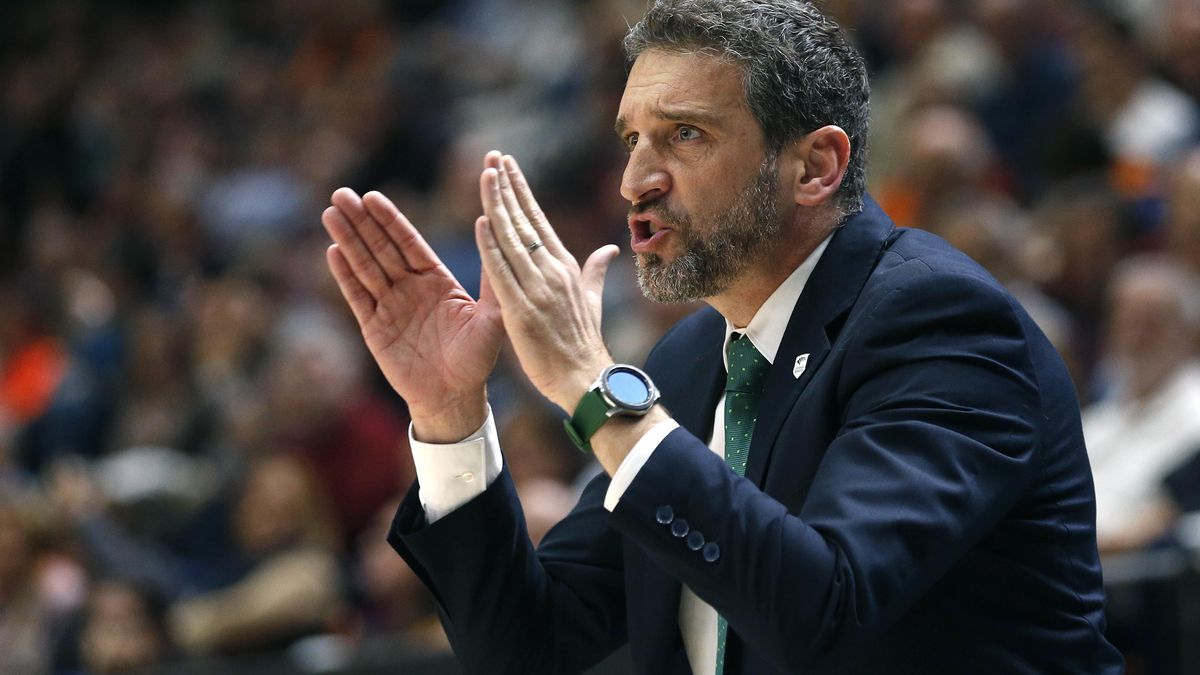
[677,126,700,141]
[625,133,639,150]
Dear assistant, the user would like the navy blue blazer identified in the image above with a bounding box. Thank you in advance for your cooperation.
[389,198,1124,674]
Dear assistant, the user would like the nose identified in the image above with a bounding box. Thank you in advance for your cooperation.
[620,146,671,205]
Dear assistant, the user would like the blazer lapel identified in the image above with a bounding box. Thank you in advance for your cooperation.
[744,197,896,486]
[652,307,727,444]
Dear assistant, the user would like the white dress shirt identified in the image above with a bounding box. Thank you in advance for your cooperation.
[410,235,831,674]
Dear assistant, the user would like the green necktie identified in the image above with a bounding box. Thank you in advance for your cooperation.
[716,333,770,675]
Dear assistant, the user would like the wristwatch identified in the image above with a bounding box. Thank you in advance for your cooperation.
[564,364,660,453]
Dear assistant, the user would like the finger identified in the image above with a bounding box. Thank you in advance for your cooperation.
[362,190,443,272]
[330,187,414,279]
[480,168,542,285]
[474,215,523,307]
[496,162,542,251]
[502,155,571,261]
[581,244,621,317]
[326,244,377,327]
[322,204,391,296]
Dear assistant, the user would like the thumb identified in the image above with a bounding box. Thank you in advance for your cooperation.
[478,263,501,320]
[581,244,621,310]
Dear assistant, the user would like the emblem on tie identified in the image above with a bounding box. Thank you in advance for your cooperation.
[793,353,809,379]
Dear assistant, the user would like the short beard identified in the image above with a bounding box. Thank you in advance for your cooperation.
[634,155,782,303]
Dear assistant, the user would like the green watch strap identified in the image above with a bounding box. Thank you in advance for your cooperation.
[563,389,612,453]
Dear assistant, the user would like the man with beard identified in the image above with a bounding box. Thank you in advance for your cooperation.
[321,1,1122,673]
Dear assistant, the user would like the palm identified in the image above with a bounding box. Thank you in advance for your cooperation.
[322,188,503,417]
[359,264,502,410]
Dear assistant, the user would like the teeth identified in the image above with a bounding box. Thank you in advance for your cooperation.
[647,221,659,234]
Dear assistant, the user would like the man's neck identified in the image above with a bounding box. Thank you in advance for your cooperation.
[706,218,833,327]
[707,274,782,328]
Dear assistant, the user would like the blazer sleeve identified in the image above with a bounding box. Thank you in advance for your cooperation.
[388,465,627,674]
[607,270,1041,671]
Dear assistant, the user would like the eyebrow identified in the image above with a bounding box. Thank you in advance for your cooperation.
[614,105,726,137]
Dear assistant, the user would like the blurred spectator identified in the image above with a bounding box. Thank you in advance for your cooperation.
[0,284,68,443]
[49,453,345,658]
[875,104,1006,228]
[77,579,171,674]
[106,307,207,457]
[265,308,413,545]
[969,0,1079,199]
[1084,256,1200,554]
[1071,8,1199,177]
[867,2,1003,199]
[17,265,122,472]
[1030,178,1125,389]
[0,494,64,673]
[167,453,345,656]
[186,274,273,408]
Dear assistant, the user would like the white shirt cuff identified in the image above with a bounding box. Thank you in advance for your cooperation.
[603,418,680,511]
[410,407,503,524]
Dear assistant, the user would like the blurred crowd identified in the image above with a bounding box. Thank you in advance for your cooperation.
[1,0,1200,672]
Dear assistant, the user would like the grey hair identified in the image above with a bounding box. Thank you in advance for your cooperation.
[624,0,871,215]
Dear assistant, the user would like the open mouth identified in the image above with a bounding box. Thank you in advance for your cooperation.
[629,214,673,253]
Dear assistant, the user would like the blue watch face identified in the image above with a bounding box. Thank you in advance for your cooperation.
[607,369,652,406]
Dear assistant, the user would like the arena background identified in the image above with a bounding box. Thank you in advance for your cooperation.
[2,0,1200,673]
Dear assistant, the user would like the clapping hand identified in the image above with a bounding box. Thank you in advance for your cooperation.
[473,151,620,412]
[322,187,504,442]
[322,151,620,443]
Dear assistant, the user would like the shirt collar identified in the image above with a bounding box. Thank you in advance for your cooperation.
[722,234,832,370]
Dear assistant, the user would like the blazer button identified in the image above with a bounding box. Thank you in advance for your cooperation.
[686,530,705,551]
[702,542,720,562]
[655,506,674,524]
[670,518,689,538]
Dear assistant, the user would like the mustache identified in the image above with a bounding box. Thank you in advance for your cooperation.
[629,199,691,228]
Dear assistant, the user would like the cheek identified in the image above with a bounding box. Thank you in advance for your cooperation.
[676,177,733,223]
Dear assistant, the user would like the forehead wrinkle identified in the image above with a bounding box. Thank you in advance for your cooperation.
[616,52,751,137]
[614,99,728,136]
[654,101,725,126]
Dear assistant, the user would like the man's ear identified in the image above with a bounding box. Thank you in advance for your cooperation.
[786,125,851,207]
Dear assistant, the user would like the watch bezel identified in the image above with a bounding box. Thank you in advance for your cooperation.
[596,364,659,415]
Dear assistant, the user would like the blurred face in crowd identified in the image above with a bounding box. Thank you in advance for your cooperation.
[1107,273,1188,363]
[902,105,992,200]
[889,0,948,59]
[80,581,165,674]
[618,50,785,302]
[234,456,319,555]
[265,321,361,438]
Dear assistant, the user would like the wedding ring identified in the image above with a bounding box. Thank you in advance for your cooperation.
[527,240,544,253]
